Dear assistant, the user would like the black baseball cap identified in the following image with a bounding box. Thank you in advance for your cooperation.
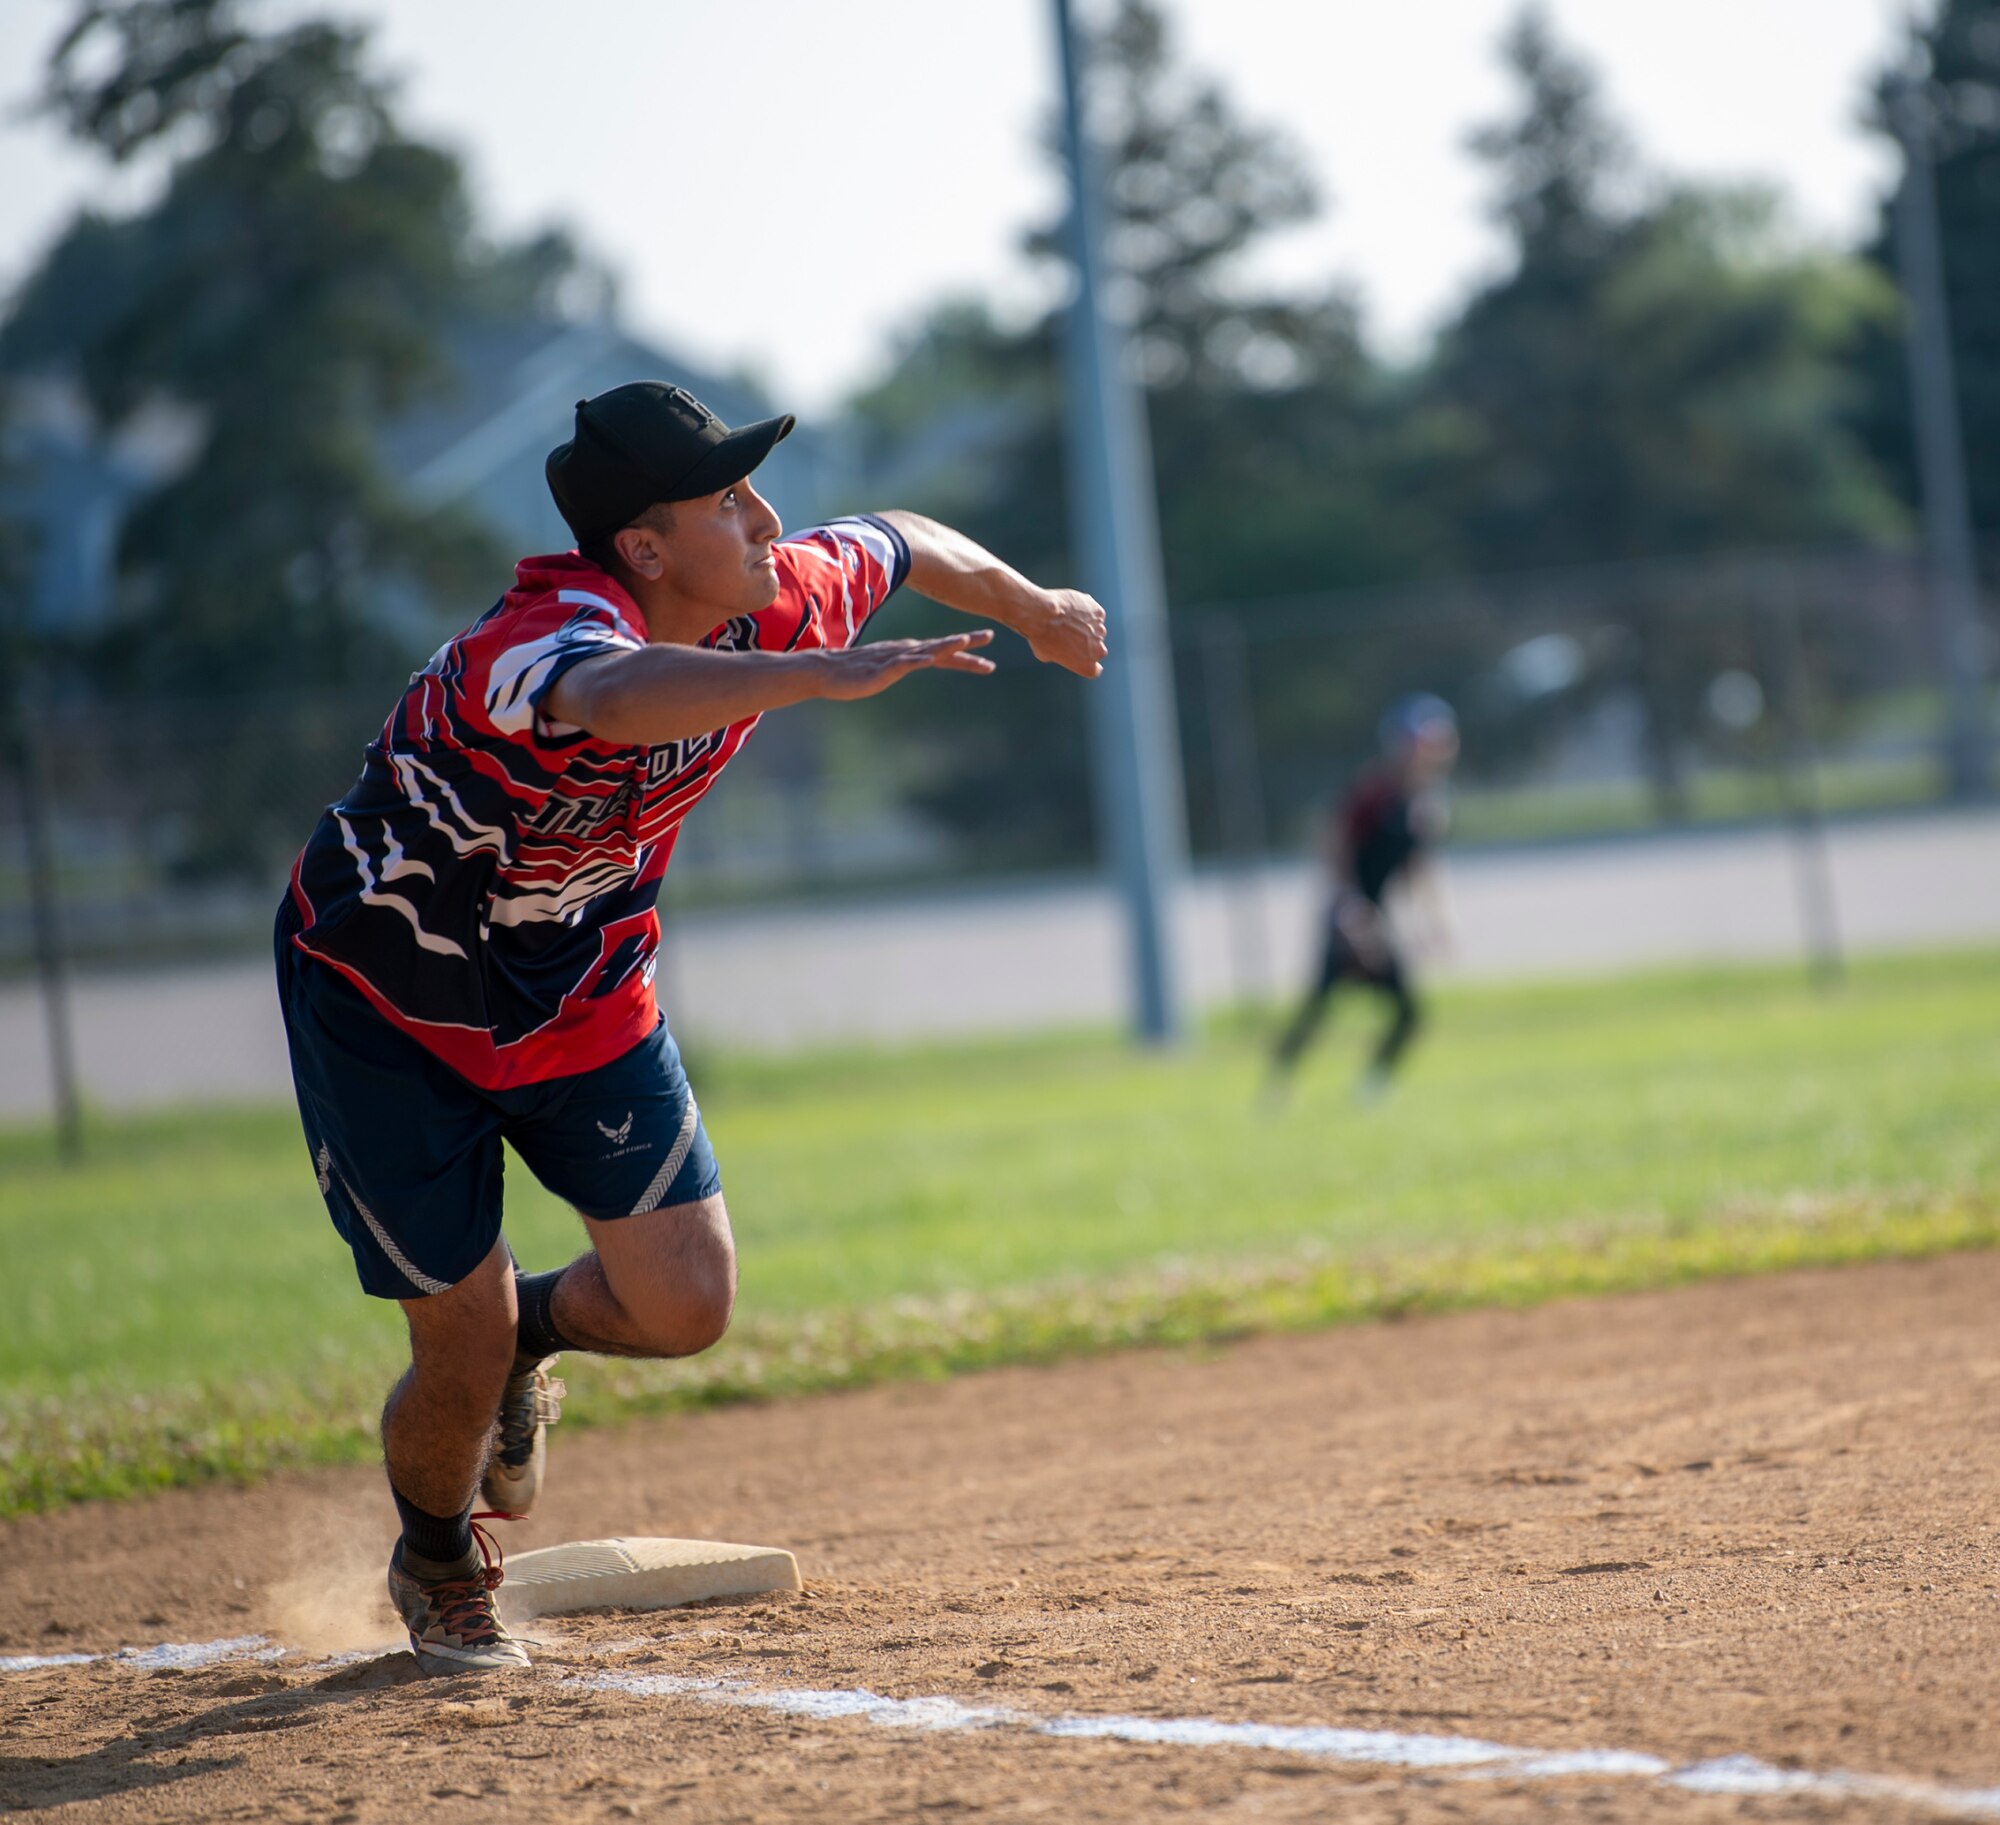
[545,382,795,547]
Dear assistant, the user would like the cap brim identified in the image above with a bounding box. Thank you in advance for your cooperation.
[669,414,795,501]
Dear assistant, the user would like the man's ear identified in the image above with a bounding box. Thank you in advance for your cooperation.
[613,523,666,580]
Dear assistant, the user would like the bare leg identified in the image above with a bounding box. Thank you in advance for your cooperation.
[545,1192,737,1360]
[385,1236,517,1520]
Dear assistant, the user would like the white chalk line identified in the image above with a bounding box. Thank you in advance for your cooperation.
[5,1635,1997,1819]
[575,1670,2000,1820]
[0,1635,281,1675]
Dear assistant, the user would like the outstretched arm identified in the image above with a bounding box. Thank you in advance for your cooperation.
[1401,857,1455,962]
[543,632,996,748]
[875,510,1108,679]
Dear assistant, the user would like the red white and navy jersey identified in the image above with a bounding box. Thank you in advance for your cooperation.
[287,516,910,1089]
[1338,769,1449,906]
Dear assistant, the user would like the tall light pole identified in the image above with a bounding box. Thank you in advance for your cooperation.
[1051,0,1189,1042]
[1888,59,1991,800]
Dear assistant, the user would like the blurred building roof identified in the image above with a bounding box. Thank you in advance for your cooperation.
[382,315,841,559]
[5,313,842,637]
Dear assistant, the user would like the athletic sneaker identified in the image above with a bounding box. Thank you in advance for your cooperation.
[388,1522,530,1673]
[481,1356,566,1516]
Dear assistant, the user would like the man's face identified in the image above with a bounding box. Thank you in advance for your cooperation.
[626,478,784,620]
[1407,725,1460,786]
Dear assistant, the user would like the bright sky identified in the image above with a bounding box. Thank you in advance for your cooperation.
[0,0,1911,415]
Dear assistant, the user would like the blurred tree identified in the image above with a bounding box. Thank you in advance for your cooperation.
[1033,0,1441,607]
[1851,0,2000,576]
[855,0,1404,586]
[848,0,1446,867]
[1026,0,1319,395]
[841,299,1088,870]
[0,384,35,660]
[0,384,43,736]
[0,0,556,873]
[1427,7,1902,811]
[1434,8,1899,569]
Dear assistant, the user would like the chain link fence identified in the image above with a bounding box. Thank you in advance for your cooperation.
[1,545,1990,978]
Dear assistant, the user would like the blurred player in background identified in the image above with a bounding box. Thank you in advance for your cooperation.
[275,382,1107,1673]
[1268,694,1459,1102]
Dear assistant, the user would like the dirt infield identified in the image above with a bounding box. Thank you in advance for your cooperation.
[2,1254,1997,1822]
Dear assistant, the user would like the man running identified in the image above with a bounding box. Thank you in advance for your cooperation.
[1269,693,1457,1101]
[275,382,1107,1672]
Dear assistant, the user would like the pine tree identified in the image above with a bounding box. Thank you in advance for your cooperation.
[1,0,564,874]
[845,0,1418,866]
[1434,7,1896,572]
[1430,7,1901,813]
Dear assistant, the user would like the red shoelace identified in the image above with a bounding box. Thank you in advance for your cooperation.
[423,1512,518,1641]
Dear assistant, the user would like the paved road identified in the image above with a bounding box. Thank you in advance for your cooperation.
[3,808,1995,1120]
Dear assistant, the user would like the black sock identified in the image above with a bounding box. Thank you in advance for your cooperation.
[392,1486,474,1573]
[515,1267,576,1363]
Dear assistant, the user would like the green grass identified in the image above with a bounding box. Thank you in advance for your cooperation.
[4,949,2000,1514]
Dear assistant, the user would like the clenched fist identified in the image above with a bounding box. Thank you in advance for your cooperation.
[1024,589,1109,679]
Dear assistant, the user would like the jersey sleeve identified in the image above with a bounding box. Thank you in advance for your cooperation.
[769,514,912,651]
[1340,776,1393,852]
[480,591,647,743]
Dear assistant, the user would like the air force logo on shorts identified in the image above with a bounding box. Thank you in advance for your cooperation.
[595,1110,655,1163]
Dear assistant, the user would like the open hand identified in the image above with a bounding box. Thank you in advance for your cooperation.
[1336,898,1393,972]
[816,630,997,701]
[1026,589,1109,678]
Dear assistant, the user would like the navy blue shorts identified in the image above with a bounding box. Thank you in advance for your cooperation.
[275,906,721,1300]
